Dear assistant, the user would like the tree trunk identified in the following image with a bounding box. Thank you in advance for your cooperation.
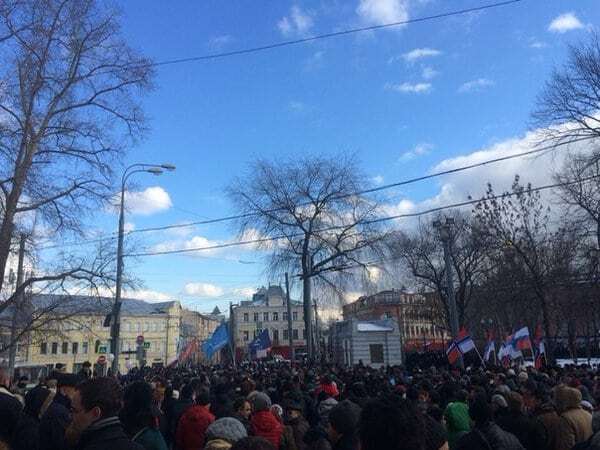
[303,272,313,359]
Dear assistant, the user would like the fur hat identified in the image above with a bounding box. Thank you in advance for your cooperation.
[206,418,248,444]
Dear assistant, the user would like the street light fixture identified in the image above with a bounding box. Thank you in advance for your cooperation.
[110,163,175,375]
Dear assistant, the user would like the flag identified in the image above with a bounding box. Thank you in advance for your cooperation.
[505,333,522,360]
[456,328,476,355]
[446,341,461,365]
[534,325,546,369]
[249,329,272,359]
[513,327,532,351]
[484,340,496,362]
[201,323,230,360]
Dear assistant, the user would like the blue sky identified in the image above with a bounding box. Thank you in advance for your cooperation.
[45,0,600,313]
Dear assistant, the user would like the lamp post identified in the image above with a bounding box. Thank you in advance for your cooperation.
[110,163,175,375]
[433,217,463,368]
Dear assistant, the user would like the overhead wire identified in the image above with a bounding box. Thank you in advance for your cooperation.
[36,134,600,250]
[126,173,600,258]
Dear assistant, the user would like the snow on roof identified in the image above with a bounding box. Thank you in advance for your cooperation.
[356,321,394,332]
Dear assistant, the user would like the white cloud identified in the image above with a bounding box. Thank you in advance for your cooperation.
[117,186,172,216]
[385,82,432,94]
[357,0,409,26]
[422,66,439,80]
[151,235,222,256]
[232,287,256,298]
[402,47,442,62]
[124,222,135,233]
[92,286,173,303]
[208,35,233,50]
[458,78,495,93]
[278,5,313,37]
[399,143,434,162]
[529,38,547,49]
[288,100,306,112]
[183,282,224,297]
[372,175,384,185]
[548,12,584,33]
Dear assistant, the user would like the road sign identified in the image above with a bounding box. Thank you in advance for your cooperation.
[98,345,107,354]
[143,342,150,349]
[136,335,144,345]
[97,355,106,365]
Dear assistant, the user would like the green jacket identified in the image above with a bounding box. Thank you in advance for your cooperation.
[444,401,471,449]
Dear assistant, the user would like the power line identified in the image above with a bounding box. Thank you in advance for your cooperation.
[126,173,600,258]
[36,134,599,250]
[140,1,523,69]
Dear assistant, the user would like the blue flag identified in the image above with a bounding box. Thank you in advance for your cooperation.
[249,329,271,358]
[201,323,230,359]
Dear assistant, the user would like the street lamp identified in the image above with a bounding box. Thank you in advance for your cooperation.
[433,217,463,368]
[110,163,175,374]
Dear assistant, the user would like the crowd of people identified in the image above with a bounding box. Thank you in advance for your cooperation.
[1,359,600,450]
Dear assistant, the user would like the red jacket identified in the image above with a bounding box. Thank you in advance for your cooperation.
[251,411,283,448]
[175,404,215,450]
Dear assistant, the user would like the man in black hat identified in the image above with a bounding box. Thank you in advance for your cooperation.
[38,372,80,450]
[285,398,309,450]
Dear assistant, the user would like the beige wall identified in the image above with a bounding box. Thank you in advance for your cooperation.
[233,304,306,348]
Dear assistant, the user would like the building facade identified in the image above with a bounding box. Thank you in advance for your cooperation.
[180,309,221,363]
[342,289,449,352]
[231,286,306,359]
[2,294,182,375]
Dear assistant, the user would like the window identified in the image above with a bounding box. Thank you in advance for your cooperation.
[51,342,58,354]
[272,312,278,321]
[273,329,279,342]
[243,331,249,342]
[263,312,269,322]
[283,329,289,340]
[82,342,89,354]
[244,313,249,322]
[94,340,101,353]
[143,322,149,332]
[369,344,384,364]
[40,342,47,355]
[136,322,141,332]
[253,313,259,322]
[292,311,298,321]
[72,342,79,354]
[292,329,299,340]
[282,312,288,321]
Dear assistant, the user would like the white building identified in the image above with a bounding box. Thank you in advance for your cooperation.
[231,286,306,359]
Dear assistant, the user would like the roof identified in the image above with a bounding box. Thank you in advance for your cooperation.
[357,321,395,332]
[0,294,178,319]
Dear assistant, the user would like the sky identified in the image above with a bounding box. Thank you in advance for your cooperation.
[38,0,600,314]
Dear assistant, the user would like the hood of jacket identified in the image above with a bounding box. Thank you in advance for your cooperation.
[555,386,582,413]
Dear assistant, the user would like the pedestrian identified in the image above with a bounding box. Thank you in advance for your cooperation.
[285,398,309,450]
[120,381,168,450]
[65,377,142,450]
[204,417,248,450]
[250,392,283,448]
[233,397,252,433]
[555,385,593,449]
[444,390,471,449]
[327,400,361,450]
[175,387,215,450]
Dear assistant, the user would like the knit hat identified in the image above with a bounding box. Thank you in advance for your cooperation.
[491,394,508,409]
[250,392,272,412]
[518,372,528,383]
[206,418,248,444]
[328,400,361,436]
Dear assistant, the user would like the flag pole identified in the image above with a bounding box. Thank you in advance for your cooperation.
[475,344,486,368]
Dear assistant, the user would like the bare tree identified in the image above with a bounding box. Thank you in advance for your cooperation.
[227,155,387,357]
[389,212,489,329]
[0,0,154,298]
[532,33,600,142]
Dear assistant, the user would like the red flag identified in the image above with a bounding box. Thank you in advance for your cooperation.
[446,341,461,365]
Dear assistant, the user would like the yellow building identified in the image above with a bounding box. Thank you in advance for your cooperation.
[8,294,182,375]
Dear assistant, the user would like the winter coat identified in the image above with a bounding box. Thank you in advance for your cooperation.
[0,387,23,444]
[444,401,471,449]
[288,416,310,450]
[455,422,525,450]
[132,427,168,450]
[281,425,299,450]
[39,399,71,450]
[251,410,283,448]
[169,398,193,447]
[75,417,144,450]
[304,425,331,450]
[555,386,593,449]
[532,403,564,450]
[332,434,358,450]
[175,404,215,450]
[496,410,546,450]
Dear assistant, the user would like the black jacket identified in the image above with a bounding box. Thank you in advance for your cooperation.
[0,388,23,443]
[76,417,144,450]
[39,400,71,450]
[455,422,525,450]
[497,411,546,450]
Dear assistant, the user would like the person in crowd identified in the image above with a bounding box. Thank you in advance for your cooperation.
[169,382,195,447]
[495,391,546,450]
[0,368,25,449]
[230,437,277,450]
[78,362,93,380]
[38,373,80,450]
[555,385,594,449]
[444,390,471,449]
[120,381,168,450]
[250,392,283,448]
[65,377,142,450]
[528,385,564,450]
[455,394,524,450]
[175,386,215,450]
[204,417,248,450]
[233,397,252,432]
[326,400,360,450]
[285,398,309,450]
